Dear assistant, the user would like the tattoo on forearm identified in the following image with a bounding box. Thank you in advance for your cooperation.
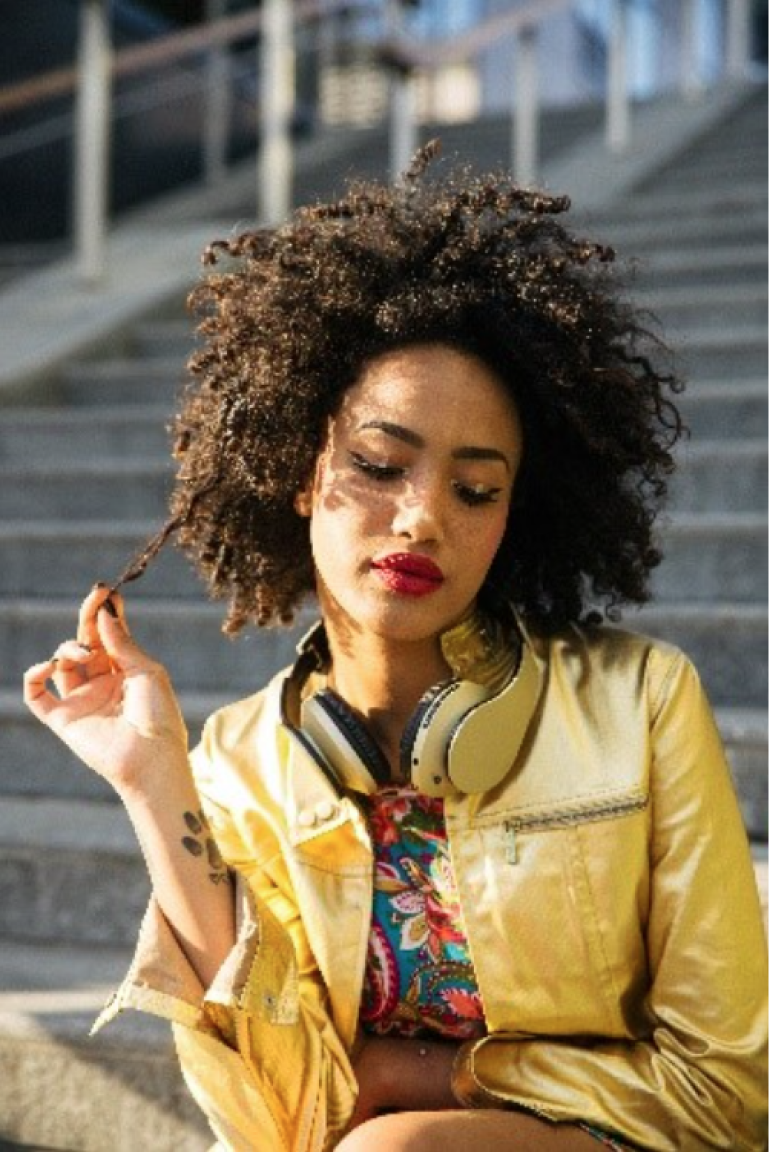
[181,809,230,885]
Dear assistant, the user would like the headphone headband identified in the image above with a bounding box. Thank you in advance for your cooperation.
[281,619,542,797]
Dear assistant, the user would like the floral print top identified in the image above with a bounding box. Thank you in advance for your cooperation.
[360,786,485,1039]
[358,785,634,1151]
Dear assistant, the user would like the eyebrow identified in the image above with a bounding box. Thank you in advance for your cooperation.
[358,419,512,472]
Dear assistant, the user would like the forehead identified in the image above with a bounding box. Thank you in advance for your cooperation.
[339,343,520,436]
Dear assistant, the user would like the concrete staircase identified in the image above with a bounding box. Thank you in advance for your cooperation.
[0,87,765,1149]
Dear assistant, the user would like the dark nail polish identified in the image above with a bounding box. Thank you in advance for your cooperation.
[77,642,92,653]
[101,598,118,619]
[93,581,108,590]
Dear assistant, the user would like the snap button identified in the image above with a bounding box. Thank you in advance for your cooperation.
[297,809,317,828]
[316,800,337,822]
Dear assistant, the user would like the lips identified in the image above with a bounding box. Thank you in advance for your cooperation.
[371,552,444,597]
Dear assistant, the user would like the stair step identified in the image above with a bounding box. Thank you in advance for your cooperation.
[670,439,766,512]
[1,598,307,695]
[715,709,769,841]
[56,358,187,406]
[0,461,173,519]
[628,602,767,708]
[650,155,767,190]
[0,688,229,803]
[652,513,767,601]
[0,408,172,463]
[678,381,767,439]
[592,182,767,222]
[626,243,767,286]
[0,939,209,1151]
[0,521,200,599]
[672,326,767,380]
[0,798,147,946]
[629,284,768,331]
[133,319,197,358]
[594,208,766,252]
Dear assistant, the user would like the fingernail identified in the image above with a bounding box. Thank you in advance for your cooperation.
[100,598,118,619]
[92,581,108,590]
[77,642,93,653]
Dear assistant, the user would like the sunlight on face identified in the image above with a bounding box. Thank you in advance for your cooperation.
[298,344,524,647]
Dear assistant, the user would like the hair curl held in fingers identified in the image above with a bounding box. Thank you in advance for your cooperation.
[115,140,684,636]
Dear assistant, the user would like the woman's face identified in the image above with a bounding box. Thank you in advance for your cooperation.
[299,343,524,648]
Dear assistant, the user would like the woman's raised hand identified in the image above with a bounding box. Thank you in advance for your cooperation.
[23,585,189,798]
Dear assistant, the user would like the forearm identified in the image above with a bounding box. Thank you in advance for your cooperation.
[352,1034,460,1120]
[119,764,236,988]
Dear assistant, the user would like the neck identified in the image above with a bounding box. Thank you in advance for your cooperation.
[324,625,452,780]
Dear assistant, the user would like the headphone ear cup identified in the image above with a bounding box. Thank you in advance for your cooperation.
[400,681,458,796]
[302,690,392,789]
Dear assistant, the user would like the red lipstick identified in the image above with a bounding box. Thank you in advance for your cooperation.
[371,553,444,597]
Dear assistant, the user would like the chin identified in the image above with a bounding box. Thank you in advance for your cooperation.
[363,598,465,646]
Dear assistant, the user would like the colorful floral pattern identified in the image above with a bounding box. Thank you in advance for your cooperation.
[359,787,634,1149]
[360,787,485,1039]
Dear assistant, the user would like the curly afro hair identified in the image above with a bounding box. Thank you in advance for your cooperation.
[114,141,683,636]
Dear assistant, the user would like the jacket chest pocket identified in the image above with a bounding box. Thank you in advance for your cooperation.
[450,794,651,1039]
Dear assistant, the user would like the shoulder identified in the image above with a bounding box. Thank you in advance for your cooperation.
[534,621,690,700]
[197,667,287,752]
[188,666,295,862]
[189,665,291,803]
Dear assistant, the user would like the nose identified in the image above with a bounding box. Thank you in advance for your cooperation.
[391,476,443,543]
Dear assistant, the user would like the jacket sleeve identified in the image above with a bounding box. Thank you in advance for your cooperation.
[452,649,768,1151]
[91,719,363,1152]
[91,867,358,1151]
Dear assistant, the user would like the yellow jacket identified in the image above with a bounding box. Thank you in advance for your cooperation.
[94,624,768,1151]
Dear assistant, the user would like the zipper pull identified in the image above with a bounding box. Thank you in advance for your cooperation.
[504,823,518,865]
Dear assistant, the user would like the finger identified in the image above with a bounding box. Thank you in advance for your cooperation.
[53,639,98,664]
[95,611,186,741]
[51,639,98,697]
[95,600,153,675]
[77,584,126,650]
[23,659,63,723]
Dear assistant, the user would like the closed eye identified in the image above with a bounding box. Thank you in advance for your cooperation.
[349,451,403,481]
[452,481,503,506]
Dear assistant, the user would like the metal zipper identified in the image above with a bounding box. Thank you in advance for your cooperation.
[504,793,648,863]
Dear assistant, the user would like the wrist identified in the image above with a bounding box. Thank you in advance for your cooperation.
[114,751,194,810]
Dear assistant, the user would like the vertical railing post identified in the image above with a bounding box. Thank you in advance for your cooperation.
[259,0,294,224]
[606,0,630,153]
[74,0,111,285]
[726,0,751,77]
[387,0,417,180]
[513,23,539,185]
[204,0,231,185]
[681,0,705,101]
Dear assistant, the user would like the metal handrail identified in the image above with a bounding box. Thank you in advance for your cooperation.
[378,0,753,189]
[379,0,572,72]
[0,0,755,286]
[0,0,376,117]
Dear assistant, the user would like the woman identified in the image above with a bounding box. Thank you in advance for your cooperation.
[23,146,767,1150]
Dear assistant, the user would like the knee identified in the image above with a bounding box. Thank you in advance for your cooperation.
[336,1112,440,1152]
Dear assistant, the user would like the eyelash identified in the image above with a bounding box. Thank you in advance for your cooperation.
[349,452,502,507]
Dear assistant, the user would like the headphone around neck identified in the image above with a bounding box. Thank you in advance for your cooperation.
[280,621,542,798]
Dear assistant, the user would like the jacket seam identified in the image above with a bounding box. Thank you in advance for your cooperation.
[574,822,625,1031]
[233,1013,292,1152]
[648,649,685,726]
